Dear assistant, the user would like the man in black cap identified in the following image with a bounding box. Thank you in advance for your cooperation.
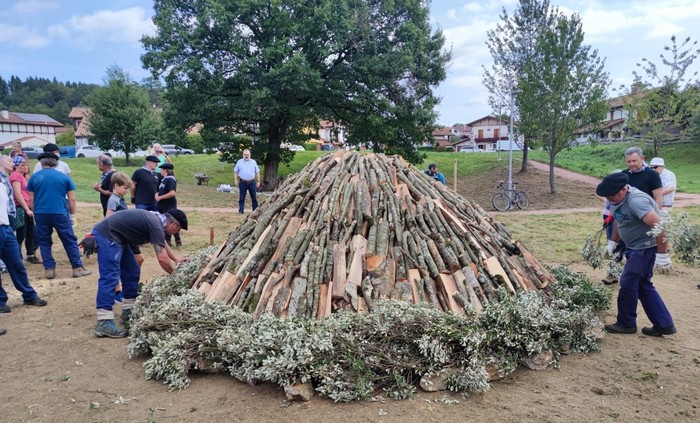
[91,208,189,338]
[596,172,676,337]
[131,155,160,211]
[33,143,71,175]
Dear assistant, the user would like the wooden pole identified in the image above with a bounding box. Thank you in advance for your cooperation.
[210,227,215,245]
[453,159,457,192]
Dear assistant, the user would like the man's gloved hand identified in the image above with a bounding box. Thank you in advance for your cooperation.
[70,214,77,227]
[606,240,619,258]
[655,252,672,272]
[79,235,97,257]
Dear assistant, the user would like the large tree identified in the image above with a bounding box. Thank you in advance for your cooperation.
[483,0,559,173]
[625,36,700,156]
[521,13,608,194]
[87,66,159,164]
[141,0,449,188]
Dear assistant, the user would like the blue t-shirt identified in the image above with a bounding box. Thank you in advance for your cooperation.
[27,168,75,214]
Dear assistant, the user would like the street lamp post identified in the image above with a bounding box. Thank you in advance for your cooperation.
[507,90,517,194]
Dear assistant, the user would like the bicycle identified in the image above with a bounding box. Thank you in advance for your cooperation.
[491,181,529,211]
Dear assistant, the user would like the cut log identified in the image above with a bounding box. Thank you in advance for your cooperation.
[331,244,348,299]
[407,269,421,304]
[436,274,464,314]
[483,256,515,293]
[347,235,368,287]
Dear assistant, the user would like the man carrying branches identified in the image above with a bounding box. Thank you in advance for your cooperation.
[596,172,676,337]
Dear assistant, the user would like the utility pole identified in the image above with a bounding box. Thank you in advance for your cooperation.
[507,91,516,193]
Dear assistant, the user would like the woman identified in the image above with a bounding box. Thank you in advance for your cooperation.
[9,156,39,263]
[155,163,181,247]
[152,143,172,173]
[9,141,28,161]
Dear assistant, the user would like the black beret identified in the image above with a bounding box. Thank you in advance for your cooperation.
[160,163,174,170]
[596,172,629,197]
[43,143,59,152]
[37,152,59,161]
[145,155,160,163]
[167,208,188,230]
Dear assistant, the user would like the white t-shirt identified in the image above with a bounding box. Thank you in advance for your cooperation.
[659,169,676,206]
[33,160,72,175]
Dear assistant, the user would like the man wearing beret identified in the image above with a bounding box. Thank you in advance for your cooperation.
[596,172,676,337]
[27,153,91,280]
[91,208,189,338]
[131,155,160,211]
[33,143,71,175]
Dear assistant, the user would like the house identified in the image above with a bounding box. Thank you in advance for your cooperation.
[573,85,644,146]
[431,124,471,150]
[465,115,515,151]
[0,108,64,149]
[69,107,93,147]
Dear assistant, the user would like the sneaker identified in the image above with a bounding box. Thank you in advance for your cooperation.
[25,255,41,264]
[72,267,92,278]
[119,308,132,327]
[114,291,123,303]
[45,268,55,279]
[94,319,127,338]
[604,323,637,334]
[24,297,48,307]
[641,326,677,337]
[601,274,618,285]
[0,303,11,313]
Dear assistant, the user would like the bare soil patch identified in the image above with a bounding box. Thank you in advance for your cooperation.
[1,164,699,423]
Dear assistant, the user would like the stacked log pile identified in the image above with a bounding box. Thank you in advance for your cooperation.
[191,151,553,318]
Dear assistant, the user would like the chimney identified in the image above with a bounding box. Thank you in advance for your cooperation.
[1,108,8,120]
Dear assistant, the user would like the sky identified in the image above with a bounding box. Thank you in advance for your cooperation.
[1,0,699,126]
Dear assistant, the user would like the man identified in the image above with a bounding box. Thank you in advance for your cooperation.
[621,147,670,272]
[33,143,71,175]
[234,149,260,214]
[91,208,189,338]
[131,156,160,211]
[649,157,676,210]
[0,155,48,314]
[596,172,676,337]
[93,155,116,216]
[424,163,446,185]
[27,153,91,279]
[622,147,662,205]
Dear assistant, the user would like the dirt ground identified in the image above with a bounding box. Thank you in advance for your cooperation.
[1,163,699,423]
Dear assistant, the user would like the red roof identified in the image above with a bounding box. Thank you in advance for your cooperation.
[68,107,90,119]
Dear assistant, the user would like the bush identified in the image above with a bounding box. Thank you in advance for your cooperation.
[304,143,318,151]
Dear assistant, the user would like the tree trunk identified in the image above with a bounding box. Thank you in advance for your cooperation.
[548,145,557,194]
[520,140,530,172]
[262,120,284,189]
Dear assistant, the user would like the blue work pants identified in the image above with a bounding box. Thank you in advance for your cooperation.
[94,231,141,310]
[34,213,83,270]
[0,225,39,304]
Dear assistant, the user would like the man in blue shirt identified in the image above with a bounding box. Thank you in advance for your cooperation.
[424,163,446,185]
[27,153,91,280]
[234,149,261,214]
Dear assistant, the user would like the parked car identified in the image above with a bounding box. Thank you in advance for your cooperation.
[22,146,44,159]
[160,144,195,155]
[288,145,305,152]
[321,144,335,151]
[76,145,108,158]
[59,146,76,158]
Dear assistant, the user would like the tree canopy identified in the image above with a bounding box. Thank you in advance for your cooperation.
[86,66,159,164]
[142,0,450,187]
[625,36,700,156]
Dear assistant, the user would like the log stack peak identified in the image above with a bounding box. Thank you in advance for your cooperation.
[192,151,553,318]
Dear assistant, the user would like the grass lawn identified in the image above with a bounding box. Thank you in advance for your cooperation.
[527,142,700,193]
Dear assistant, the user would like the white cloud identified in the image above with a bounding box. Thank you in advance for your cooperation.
[647,23,686,39]
[14,0,59,14]
[47,7,155,49]
[0,23,50,48]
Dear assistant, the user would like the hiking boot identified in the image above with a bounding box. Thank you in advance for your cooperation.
[0,303,10,313]
[45,268,55,279]
[601,274,618,285]
[119,308,132,327]
[604,323,637,334]
[94,319,127,338]
[25,255,41,264]
[641,326,677,337]
[72,267,92,278]
[24,297,48,307]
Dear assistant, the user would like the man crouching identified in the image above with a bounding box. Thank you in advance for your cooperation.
[91,208,189,338]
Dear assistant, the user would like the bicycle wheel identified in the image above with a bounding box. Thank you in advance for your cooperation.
[492,192,511,211]
[515,191,529,209]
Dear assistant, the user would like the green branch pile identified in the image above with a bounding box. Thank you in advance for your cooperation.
[128,254,611,401]
[649,211,700,266]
